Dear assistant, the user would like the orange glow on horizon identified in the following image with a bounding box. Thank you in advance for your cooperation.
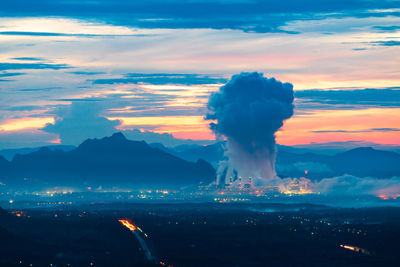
[111,115,216,140]
[49,138,61,144]
[277,107,400,146]
[0,106,398,146]
[378,194,400,200]
[110,115,206,127]
[0,117,54,132]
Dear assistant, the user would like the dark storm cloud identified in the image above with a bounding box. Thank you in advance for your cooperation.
[1,0,399,33]
[295,88,400,108]
[92,73,227,85]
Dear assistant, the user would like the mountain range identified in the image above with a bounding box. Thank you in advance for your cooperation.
[0,133,215,189]
[0,145,75,161]
[150,141,400,180]
[1,133,400,190]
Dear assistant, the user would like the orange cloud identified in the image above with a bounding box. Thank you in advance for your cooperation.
[108,107,400,144]
[110,115,206,128]
[0,117,54,132]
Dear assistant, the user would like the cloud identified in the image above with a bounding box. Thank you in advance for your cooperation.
[0,62,71,70]
[0,72,26,77]
[312,128,400,133]
[68,71,106,76]
[269,175,400,201]
[41,101,210,146]
[5,105,46,111]
[10,57,45,61]
[277,162,332,173]
[372,25,400,32]
[92,73,227,85]
[370,40,400,47]
[42,102,121,145]
[2,0,399,33]
[54,98,103,102]
[0,31,154,38]
[0,129,58,150]
[18,87,63,92]
[206,72,294,182]
[372,128,400,132]
[295,88,400,108]
[312,175,400,197]
[122,129,211,147]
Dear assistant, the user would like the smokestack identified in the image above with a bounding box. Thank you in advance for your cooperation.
[206,72,294,186]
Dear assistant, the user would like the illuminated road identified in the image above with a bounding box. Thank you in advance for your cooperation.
[118,219,155,262]
[340,244,370,255]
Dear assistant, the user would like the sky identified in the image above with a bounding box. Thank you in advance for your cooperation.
[0,0,400,149]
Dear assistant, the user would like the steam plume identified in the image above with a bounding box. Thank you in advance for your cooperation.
[206,72,294,185]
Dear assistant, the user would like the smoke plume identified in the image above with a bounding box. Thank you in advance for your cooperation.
[206,72,294,185]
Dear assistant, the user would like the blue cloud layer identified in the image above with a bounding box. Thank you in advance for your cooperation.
[0,62,71,70]
[1,0,399,33]
[295,88,400,108]
[92,73,227,85]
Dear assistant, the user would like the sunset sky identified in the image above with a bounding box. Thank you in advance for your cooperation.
[0,0,399,149]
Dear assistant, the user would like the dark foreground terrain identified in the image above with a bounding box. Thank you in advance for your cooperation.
[1,203,400,266]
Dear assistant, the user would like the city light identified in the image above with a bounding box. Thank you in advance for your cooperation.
[340,244,370,255]
[118,219,137,231]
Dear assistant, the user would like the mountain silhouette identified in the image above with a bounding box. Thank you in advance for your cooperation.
[171,142,400,179]
[0,145,75,161]
[3,133,215,188]
[2,134,400,189]
[328,147,400,178]
[0,155,9,169]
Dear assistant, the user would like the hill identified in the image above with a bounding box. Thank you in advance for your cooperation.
[0,145,75,161]
[2,133,215,188]
[171,142,400,179]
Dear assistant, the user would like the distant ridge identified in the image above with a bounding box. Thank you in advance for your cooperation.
[0,145,75,161]
[1,134,399,189]
[169,142,400,179]
[0,206,9,219]
[1,133,215,188]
